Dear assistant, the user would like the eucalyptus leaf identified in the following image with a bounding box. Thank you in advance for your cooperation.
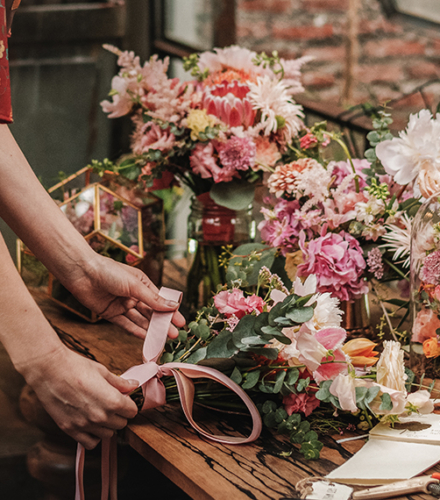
[242,370,261,389]
[286,307,314,324]
[273,371,287,393]
[230,367,242,384]
[185,347,207,364]
[248,347,278,360]
[210,179,255,210]
[206,330,238,359]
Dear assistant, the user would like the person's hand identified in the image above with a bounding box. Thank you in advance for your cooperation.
[24,344,139,449]
[63,255,185,339]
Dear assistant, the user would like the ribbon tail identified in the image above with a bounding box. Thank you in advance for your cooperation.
[75,443,85,500]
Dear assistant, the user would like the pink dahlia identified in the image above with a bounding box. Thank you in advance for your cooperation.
[202,81,256,128]
[133,122,175,155]
[297,230,368,301]
[218,136,256,172]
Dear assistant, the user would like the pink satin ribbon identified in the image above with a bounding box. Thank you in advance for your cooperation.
[75,287,262,500]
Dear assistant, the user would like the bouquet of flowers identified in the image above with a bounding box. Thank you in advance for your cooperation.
[158,268,434,459]
[99,44,310,209]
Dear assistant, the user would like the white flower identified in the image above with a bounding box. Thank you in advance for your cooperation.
[306,292,342,332]
[355,195,385,224]
[405,390,434,414]
[247,76,304,141]
[198,46,259,74]
[376,340,406,392]
[376,109,440,189]
[330,374,358,412]
[380,213,412,268]
[292,274,317,297]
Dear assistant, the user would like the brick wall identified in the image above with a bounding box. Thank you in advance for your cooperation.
[236,0,440,116]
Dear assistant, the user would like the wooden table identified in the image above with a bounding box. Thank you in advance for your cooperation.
[29,284,436,500]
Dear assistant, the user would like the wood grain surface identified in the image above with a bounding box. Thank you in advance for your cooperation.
[30,285,437,500]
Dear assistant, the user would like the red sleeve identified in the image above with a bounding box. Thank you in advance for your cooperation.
[0,1,13,124]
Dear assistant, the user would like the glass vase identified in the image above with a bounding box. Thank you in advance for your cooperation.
[410,193,440,381]
[186,194,255,314]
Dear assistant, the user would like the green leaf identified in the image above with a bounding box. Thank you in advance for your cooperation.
[261,325,283,336]
[210,179,255,210]
[263,412,279,428]
[177,330,188,342]
[254,312,269,335]
[297,377,310,392]
[286,369,299,386]
[232,315,257,348]
[249,347,279,360]
[304,430,318,442]
[186,347,207,364]
[316,380,332,402]
[242,369,261,389]
[259,383,274,393]
[268,301,285,326]
[273,371,287,393]
[206,330,238,359]
[287,413,301,426]
[379,392,393,411]
[365,386,380,404]
[160,352,174,364]
[262,400,277,414]
[286,307,314,324]
[275,407,288,423]
[198,323,211,340]
[230,367,242,384]
[227,245,276,287]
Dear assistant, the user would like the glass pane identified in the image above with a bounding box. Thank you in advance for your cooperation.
[395,0,440,24]
[98,188,141,251]
[164,0,214,50]
[60,186,96,237]
[169,57,193,81]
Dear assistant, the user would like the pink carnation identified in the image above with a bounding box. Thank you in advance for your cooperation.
[214,289,264,319]
[218,136,256,172]
[283,392,320,417]
[300,132,318,150]
[190,143,236,183]
[297,230,368,301]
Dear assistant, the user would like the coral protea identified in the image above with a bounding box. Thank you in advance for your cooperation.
[202,81,256,128]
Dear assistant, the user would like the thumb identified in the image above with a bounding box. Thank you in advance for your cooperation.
[106,372,139,394]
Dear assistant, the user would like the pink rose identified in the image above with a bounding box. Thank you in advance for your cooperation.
[298,230,369,301]
[283,392,320,417]
[214,289,264,319]
[412,307,440,343]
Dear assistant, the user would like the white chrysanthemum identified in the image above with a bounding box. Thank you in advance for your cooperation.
[376,109,440,191]
[247,76,304,141]
[380,213,412,268]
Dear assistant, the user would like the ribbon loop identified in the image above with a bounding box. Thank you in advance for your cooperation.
[76,286,262,499]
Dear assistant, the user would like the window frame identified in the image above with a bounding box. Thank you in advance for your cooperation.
[379,0,440,28]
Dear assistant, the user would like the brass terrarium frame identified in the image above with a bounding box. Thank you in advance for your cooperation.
[18,166,165,322]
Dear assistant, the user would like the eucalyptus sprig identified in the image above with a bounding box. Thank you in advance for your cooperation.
[252,50,285,80]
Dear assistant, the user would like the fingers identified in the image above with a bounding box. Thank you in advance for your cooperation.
[106,371,139,394]
[130,272,181,312]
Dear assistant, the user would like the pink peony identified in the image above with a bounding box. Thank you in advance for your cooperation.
[214,289,264,319]
[412,307,440,343]
[218,136,256,172]
[297,230,369,301]
[283,392,320,417]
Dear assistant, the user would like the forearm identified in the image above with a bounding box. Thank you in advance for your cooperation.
[0,124,97,282]
[0,233,62,377]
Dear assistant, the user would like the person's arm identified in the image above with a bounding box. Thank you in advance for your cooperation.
[0,124,184,338]
[0,232,139,449]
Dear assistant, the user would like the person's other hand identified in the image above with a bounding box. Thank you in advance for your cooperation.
[25,345,139,449]
[64,255,185,339]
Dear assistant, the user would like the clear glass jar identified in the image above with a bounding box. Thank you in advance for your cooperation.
[186,195,255,312]
[410,193,440,380]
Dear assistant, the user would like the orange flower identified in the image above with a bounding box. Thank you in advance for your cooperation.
[423,337,440,359]
[342,338,379,367]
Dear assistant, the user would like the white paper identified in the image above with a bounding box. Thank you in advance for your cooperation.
[326,439,440,485]
[306,481,353,500]
[370,412,440,444]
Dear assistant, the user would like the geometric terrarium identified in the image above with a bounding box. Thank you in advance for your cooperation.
[18,166,165,322]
